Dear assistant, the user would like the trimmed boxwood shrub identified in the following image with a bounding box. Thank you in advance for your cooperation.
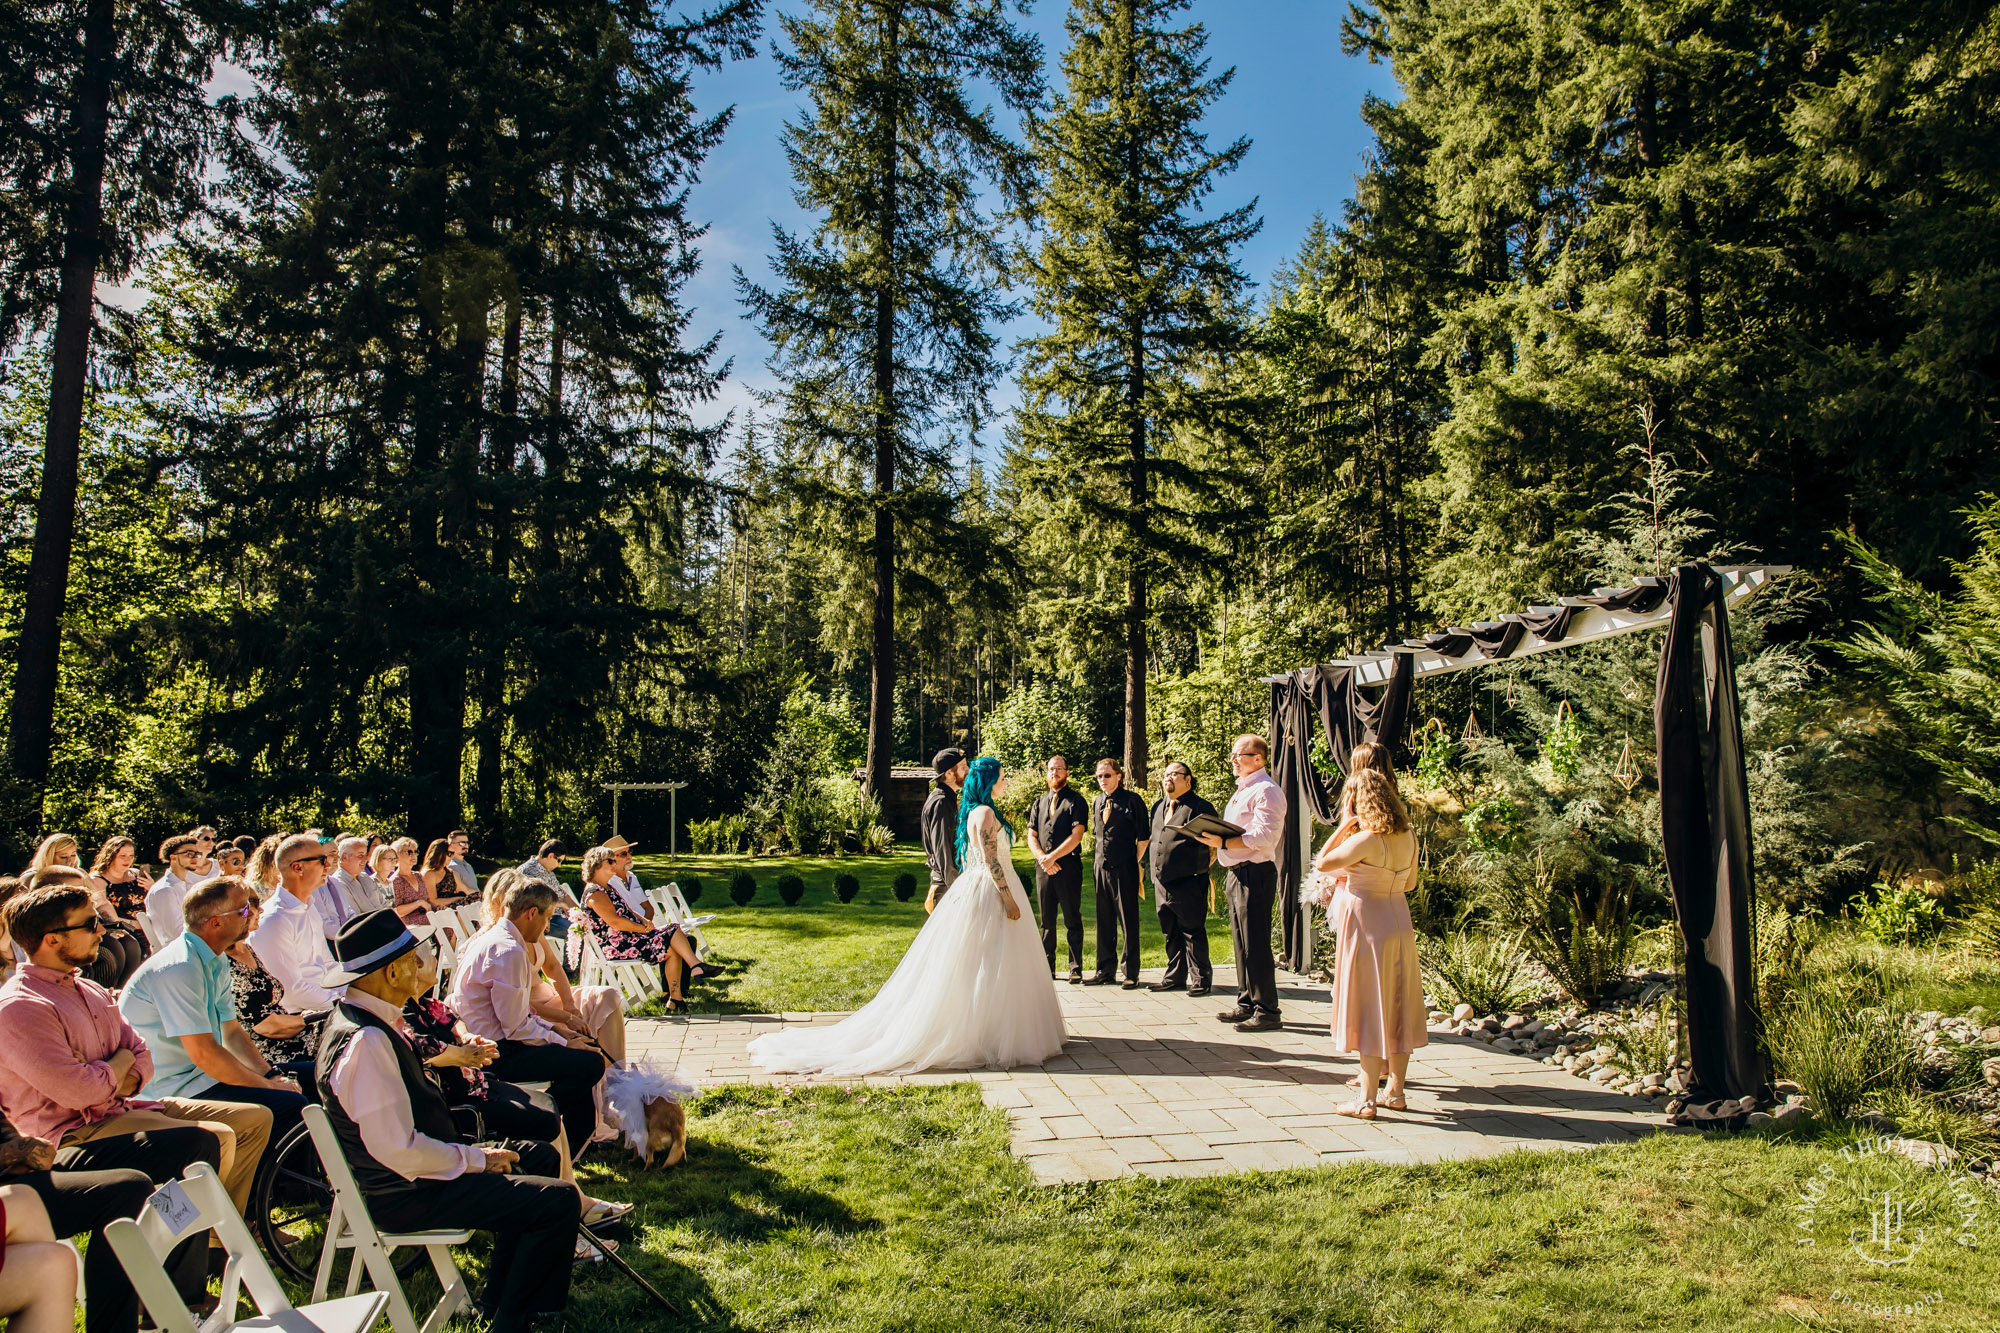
[892,871,918,902]
[678,877,703,905]
[834,872,860,903]
[728,871,757,906]
[777,874,807,906]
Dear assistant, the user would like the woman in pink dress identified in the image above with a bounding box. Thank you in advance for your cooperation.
[1317,764,1426,1119]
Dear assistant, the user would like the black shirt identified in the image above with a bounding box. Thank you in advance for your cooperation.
[921,781,961,891]
[1149,791,1218,884]
[1027,786,1089,876]
[1091,786,1150,866]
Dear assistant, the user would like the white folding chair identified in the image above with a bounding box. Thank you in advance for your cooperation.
[134,912,164,952]
[576,928,661,1007]
[301,1106,474,1333]
[104,1160,387,1333]
[659,881,713,958]
[60,1238,84,1317]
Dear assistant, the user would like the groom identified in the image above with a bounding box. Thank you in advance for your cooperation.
[922,748,968,914]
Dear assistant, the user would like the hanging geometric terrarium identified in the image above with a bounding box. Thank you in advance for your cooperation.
[1460,707,1484,747]
[1613,734,1644,794]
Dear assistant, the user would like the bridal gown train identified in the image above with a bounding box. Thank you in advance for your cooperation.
[747,817,1068,1076]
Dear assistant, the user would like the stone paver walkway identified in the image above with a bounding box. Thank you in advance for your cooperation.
[624,965,1659,1184]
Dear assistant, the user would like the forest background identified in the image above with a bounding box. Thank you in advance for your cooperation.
[4,0,1998,915]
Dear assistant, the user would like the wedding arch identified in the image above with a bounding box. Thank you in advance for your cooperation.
[1259,562,1789,1105]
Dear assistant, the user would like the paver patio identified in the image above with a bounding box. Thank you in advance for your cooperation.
[624,965,1661,1183]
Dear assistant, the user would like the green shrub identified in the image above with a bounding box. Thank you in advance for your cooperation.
[1768,972,1918,1120]
[729,871,757,906]
[1856,881,1948,945]
[1418,928,1539,1015]
[1603,996,1676,1078]
[678,876,702,905]
[776,874,806,906]
[686,813,751,854]
[834,872,860,903]
[893,871,918,902]
[1486,845,1635,1008]
[860,823,896,854]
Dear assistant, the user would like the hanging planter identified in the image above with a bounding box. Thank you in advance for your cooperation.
[1460,707,1484,748]
[1545,699,1584,783]
[1416,717,1453,791]
[1613,735,1644,794]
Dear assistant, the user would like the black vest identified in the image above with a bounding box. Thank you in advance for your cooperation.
[317,1000,463,1196]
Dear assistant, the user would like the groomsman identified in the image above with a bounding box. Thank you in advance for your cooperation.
[1193,734,1287,1032]
[1026,755,1088,982]
[1145,761,1217,996]
[1087,758,1148,988]
[921,748,967,914]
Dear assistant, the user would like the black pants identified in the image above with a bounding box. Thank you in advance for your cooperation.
[477,1078,562,1144]
[86,926,146,990]
[1155,877,1213,989]
[1225,860,1280,1018]
[52,1125,223,1326]
[490,1040,604,1154]
[193,1080,310,1165]
[365,1140,577,1333]
[1093,854,1141,981]
[1037,862,1083,973]
[16,1167,161,1333]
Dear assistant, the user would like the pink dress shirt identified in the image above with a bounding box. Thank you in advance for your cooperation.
[1218,768,1287,866]
[325,990,485,1181]
[449,920,563,1045]
[0,964,162,1145]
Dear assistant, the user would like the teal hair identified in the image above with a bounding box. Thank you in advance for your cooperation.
[955,756,1010,865]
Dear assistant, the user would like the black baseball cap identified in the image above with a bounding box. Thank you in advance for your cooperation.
[932,747,967,776]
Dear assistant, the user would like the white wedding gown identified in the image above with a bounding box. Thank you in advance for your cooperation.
[747,809,1068,1076]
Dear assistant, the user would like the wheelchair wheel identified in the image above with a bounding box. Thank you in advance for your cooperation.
[253,1122,425,1284]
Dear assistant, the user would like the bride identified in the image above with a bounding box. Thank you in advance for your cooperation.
[748,756,1067,1076]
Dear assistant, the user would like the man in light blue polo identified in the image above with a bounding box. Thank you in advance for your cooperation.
[120,875,308,1168]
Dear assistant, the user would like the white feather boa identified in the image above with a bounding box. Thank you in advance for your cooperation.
[601,1060,697,1155]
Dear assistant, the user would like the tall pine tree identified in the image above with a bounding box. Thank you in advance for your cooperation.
[1016,0,1257,785]
[740,0,1042,798]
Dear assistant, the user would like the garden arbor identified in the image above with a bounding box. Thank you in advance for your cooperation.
[1261,563,1789,1105]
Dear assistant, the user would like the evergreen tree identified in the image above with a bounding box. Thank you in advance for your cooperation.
[739,0,1042,799]
[1016,0,1258,785]
[0,0,259,811]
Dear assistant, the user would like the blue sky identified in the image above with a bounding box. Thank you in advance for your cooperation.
[682,0,1401,433]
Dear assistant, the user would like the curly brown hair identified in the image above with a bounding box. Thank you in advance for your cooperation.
[1345,768,1410,834]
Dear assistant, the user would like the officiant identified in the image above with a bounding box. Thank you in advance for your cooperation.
[1144,761,1217,996]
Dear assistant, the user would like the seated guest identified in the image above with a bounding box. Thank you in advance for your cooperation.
[319,910,584,1332]
[0,876,22,978]
[405,945,630,1237]
[26,851,143,989]
[332,836,390,916]
[388,837,444,925]
[243,834,282,899]
[225,888,327,1085]
[85,838,156,954]
[481,870,624,1067]
[446,831,480,901]
[229,834,257,861]
[578,847,706,1010]
[416,839,472,921]
[0,1181,78,1333]
[119,877,309,1159]
[185,827,221,886]
[246,834,347,1015]
[514,841,576,938]
[310,838,362,940]
[143,835,201,944]
[370,844,402,908]
[603,838,651,919]
[0,885,267,1210]
[0,1106,158,1333]
[450,880,609,1163]
[213,842,247,881]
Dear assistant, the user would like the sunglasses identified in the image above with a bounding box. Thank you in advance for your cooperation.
[55,918,108,936]
[290,854,332,867]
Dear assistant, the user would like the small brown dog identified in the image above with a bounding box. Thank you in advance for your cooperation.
[641,1094,687,1167]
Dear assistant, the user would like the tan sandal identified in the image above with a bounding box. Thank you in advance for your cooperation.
[1333,1098,1378,1120]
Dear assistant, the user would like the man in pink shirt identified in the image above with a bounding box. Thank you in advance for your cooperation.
[0,884,272,1208]
[450,880,607,1158]
[1194,733,1289,1032]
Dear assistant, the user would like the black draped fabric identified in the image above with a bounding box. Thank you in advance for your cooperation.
[1655,563,1768,1103]
[1517,605,1577,642]
[1467,621,1526,659]
[1269,655,1416,971]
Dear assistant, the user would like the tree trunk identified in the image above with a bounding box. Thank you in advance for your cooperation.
[863,3,901,802]
[8,0,114,805]
[1124,316,1149,787]
[472,300,521,843]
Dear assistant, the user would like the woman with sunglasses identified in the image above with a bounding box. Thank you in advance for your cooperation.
[32,836,145,987]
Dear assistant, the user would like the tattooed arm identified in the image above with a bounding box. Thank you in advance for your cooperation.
[968,806,1022,921]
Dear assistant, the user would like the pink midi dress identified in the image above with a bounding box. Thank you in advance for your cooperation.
[1328,850,1430,1058]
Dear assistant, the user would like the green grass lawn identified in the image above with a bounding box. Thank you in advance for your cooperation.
[491,1084,1997,1332]
[621,849,1237,1014]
